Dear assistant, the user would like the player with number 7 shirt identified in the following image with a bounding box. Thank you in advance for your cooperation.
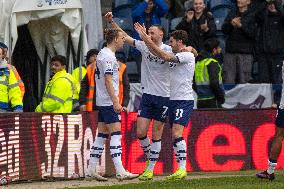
[134,22,197,181]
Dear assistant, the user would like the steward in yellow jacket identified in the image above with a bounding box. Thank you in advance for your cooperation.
[0,48,23,112]
[35,55,75,113]
[0,42,25,99]
[72,66,86,111]
[193,38,225,109]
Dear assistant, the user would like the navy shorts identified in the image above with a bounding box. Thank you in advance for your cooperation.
[169,100,194,127]
[138,93,170,122]
[97,106,120,124]
[275,108,284,128]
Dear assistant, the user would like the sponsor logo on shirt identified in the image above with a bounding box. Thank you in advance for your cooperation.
[146,54,166,64]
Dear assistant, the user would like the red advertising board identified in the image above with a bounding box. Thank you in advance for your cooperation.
[0,109,282,182]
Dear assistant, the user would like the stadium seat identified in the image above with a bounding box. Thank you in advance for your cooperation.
[113,5,133,18]
[113,0,132,8]
[216,31,226,54]
[126,61,138,74]
[211,5,232,31]
[113,17,133,34]
[160,17,169,39]
[126,61,140,82]
[170,17,183,31]
[98,39,106,50]
[208,0,234,9]
[116,44,130,60]
[209,0,234,9]
[184,0,193,10]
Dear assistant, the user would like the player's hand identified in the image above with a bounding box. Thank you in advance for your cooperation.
[121,106,128,113]
[134,23,145,34]
[134,22,151,42]
[181,46,193,52]
[113,102,122,113]
[105,12,113,23]
[79,105,86,111]
[181,46,198,57]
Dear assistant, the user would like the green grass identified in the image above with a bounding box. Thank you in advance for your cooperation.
[70,170,284,189]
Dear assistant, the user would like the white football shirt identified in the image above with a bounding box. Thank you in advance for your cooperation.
[169,52,195,100]
[135,40,171,97]
[95,47,119,106]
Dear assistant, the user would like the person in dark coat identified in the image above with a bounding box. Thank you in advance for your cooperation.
[176,0,216,52]
[222,0,256,84]
[255,0,284,84]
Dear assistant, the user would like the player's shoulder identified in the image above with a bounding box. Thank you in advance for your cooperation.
[134,39,146,47]
[161,43,172,52]
[176,51,194,59]
[98,48,116,61]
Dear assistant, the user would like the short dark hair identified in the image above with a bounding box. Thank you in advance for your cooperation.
[169,30,188,45]
[51,55,67,66]
[204,38,220,53]
[104,29,121,44]
[85,49,99,63]
[150,25,165,34]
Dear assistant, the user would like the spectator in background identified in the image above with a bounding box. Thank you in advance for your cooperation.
[79,49,99,112]
[250,0,268,11]
[132,0,169,39]
[222,0,256,84]
[256,0,284,84]
[194,38,225,109]
[176,0,216,52]
[116,55,130,108]
[255,0,284,108]
[0,48,23,112]
[166,0,188,18]
[35,55,75,113]
[132,0,169,79]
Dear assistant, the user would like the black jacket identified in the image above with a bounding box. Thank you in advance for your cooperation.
[256,2,284,54]
[176,9,216,52]
[194,51,225,104]
[222,8,256,54]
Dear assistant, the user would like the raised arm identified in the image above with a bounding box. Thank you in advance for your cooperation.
[105,12,135,46]
[134,22,179,62]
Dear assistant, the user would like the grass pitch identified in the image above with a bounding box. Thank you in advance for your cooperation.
[69,170,284,189]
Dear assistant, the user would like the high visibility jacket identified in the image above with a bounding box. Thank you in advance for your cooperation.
[118,62,126,105]
[72,66,87,100]
[0,67,23,112]
[85,63,96,112]
[7,64,25,98]
[35,70,75,113]
[194,58,223,100]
